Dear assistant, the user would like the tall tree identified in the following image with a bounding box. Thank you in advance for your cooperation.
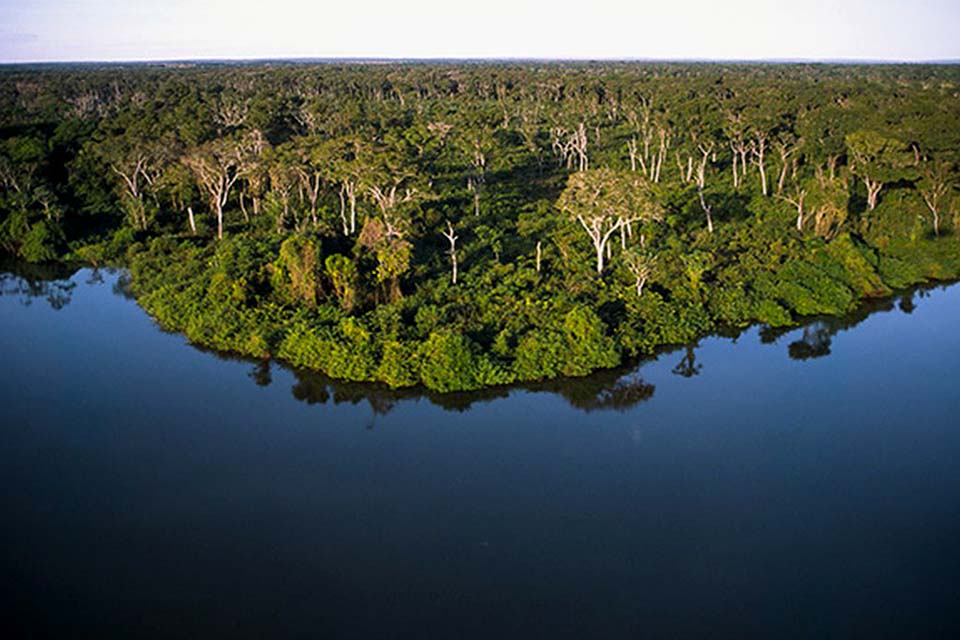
[184,134,259,239]
[557,168,663,274]
[917,157,955,237]
[846,130,914,211]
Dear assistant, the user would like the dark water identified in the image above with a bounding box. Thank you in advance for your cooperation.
[2,264,959,639]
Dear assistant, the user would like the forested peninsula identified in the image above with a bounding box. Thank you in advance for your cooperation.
[2,62,959,392]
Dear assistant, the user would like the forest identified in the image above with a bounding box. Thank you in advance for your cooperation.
[1,61,959,392]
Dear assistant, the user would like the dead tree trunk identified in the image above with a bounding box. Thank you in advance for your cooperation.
[863,176,883,211]
[752,133,768,196]
[441,221,458,284]
[779,189,807,232]
[695,142,715,233]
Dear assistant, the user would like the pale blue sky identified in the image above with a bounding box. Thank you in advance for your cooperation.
[1,0,958,63]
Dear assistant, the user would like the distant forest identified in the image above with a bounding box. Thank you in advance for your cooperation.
[1,62,958,391]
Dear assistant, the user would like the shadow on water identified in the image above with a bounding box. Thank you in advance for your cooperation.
[0,261,951,418]
[0,258,80,309]
[229,283,933,418]
[246,360,656,419]
[759,288,933,361]
[672,344,703,377]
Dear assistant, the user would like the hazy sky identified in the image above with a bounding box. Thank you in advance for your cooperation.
[1,0,958,63]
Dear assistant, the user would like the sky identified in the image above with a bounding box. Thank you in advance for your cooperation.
[1,0,958,63]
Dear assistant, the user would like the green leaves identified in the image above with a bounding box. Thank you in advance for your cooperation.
[273,235,321,307]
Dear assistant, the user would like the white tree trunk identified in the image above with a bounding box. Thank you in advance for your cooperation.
[865,178,883,211]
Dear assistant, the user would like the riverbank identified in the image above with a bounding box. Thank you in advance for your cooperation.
[122,210,960,393]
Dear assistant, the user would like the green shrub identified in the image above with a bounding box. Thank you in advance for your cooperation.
[418,332,478,392]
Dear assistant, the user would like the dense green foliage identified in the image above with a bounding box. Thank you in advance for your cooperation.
[2,62,959,391]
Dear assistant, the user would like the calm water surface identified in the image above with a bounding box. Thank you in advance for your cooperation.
[1,265,959,639]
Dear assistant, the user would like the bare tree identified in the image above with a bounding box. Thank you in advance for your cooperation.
[774,135,798,196]
[339,180,359,235]
[296,166,323,229]
[365,167,422,241]
[726,112,750,189]
[918,157,954,237]
[110,151,161,230]
[184,136,256,239]
[456,123,495,217]
[623,250,656,296]
[751,130,769,196]
[328,138,367,236]
[293,139,330,229]
[626,100,655,179]
[268,160,298,232]
[627,137,639,173]
[551,122,589,171]
[653,121,670,183]
[571,122,589,172]
[441,221,459,284]
[778,185,808,232]
[694,140,716,233]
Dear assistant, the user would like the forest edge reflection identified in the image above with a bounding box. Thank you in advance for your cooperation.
[0,261,947,417]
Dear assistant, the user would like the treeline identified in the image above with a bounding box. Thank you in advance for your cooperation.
[1,62,959,391]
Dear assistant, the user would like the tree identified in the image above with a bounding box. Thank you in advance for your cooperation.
[292,136,330,229]
[917,157,955,236]
[725,111,751,190]
[455,122,495,217]
[551,121,589,172]
[184,134,259,239]
[440,220,459,284]
[779,183,808,233]
[273,235,321,307]
[845,130,914,211]
[557,168,663,274]
[159,163,198,234]
[265,146,300,232]
[805,173,848,239]
[325,137,367,235]
[751,128,770,196]
[325,254,358,312]
[0,136,65,261]
[773,132,799,196]
[622,249,656,296]
[694,138,717,233]
[106,147,163,231]
[357,217,414,303]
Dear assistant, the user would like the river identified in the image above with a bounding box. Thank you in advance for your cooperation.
[2,264,959,638]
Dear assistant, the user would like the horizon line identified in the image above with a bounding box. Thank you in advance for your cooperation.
[2,55,960,67]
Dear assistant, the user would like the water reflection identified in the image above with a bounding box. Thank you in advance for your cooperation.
[112,271,136,300]
[899,293,917,314]
[248,359,273,387]
[0,259,79,309]
[760,290,927,361]
[672,344,702,377]
[284,364,656,416]
[4,271,959,640]
[788,323,834,360]
[238,285,939,412]
[2,262,951,417]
